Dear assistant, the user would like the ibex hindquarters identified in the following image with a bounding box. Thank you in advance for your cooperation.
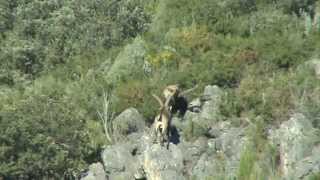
[152,94,172,148]
[153,115,169,146]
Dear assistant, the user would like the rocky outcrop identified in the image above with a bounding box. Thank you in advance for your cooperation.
[100,132,186,180]
[184,85,223,126]
[306,58,320,79]
[269,113,320,179]
[294,145,320,179]
[82,86,320,180]
[112,108,145,141]
[191,122,248,179]
[143,144,185,180]
[101,143,139,179]
[81,163,106,180]
[96,124,249,180]
[200,85,223,122]
[101,132,148,180]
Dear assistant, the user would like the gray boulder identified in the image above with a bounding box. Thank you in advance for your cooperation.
[101,131,187,180]
[178,137,208,177]
[269,113,319,179]
[112,108,145,141]
[206,121,232,139]
[183,85,223,132]
[200,85,223,122]
[192,153,223,179]
[183,110,200,123]
[294,145,320,179]
[188,98,201,113]
[192,124,248,179]
[101,142,141,180]
[306,58,320,79]
[80,162,107,180]
[220,127,248,178]
[143,143,185,180]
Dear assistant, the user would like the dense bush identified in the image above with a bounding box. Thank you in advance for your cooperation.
[0,0,151,83]
[0,77,91,178]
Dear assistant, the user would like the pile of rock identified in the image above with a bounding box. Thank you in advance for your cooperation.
[82,85,320,180]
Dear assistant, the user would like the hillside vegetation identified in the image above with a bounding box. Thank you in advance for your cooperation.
[1,0,320,179]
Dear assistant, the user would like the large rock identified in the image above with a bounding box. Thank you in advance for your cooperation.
[101,142,141,180]
[192,153,223,179]
[178,137,208,177]
[269,113,319,179]
[184,85,223,131]
[306,58,320,79]
[188,98,201,113]
[192,125,248,179]
[293,145,320,179]
[112,108,145,141]
[219,127,248,178]
[100,121,250,180]
[101,131,186,180]
[143,144,185,180]
[200,85,223,122]
[81,162,107,180]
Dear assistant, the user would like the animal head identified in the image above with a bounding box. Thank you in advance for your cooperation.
[163,84,180,100]
[163,84,199,116]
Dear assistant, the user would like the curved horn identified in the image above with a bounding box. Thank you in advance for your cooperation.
[179,84,199,97]
[164,94,173,107]
[152,94,164,107]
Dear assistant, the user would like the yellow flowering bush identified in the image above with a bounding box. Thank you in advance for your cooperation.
[146,50,178,67]
[165,24,212,54]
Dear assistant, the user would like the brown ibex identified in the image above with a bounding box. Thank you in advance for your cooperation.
[162,84,198,116]
[152,94,172,149]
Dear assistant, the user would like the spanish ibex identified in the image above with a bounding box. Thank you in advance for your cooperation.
[152,94,172,149]
[163,84,198,116]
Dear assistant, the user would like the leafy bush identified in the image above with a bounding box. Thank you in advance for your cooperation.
[0,0,150,79]
[0,84,87,178]
[112,78,160,123]
[165,24,212,56]
[147,49,179,68]
[309,173,320,180]
[278,0,317,16]
[0,73,108,178]
[292,63,320,128]
[235,70,294,122]
[105,37,148,84]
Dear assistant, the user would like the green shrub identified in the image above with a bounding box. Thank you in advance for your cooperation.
[238,145,257,180]
[257,33,311,69]
[105,37,148,84]
[235,70,294,122]
[291,63,320,128]
[278,0,317,16]
[165,24,212,56]
[0,74,106,178]
[309,173,320,180]
[112,79,159,122]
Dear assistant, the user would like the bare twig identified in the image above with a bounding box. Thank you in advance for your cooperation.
[97,92,114,143]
